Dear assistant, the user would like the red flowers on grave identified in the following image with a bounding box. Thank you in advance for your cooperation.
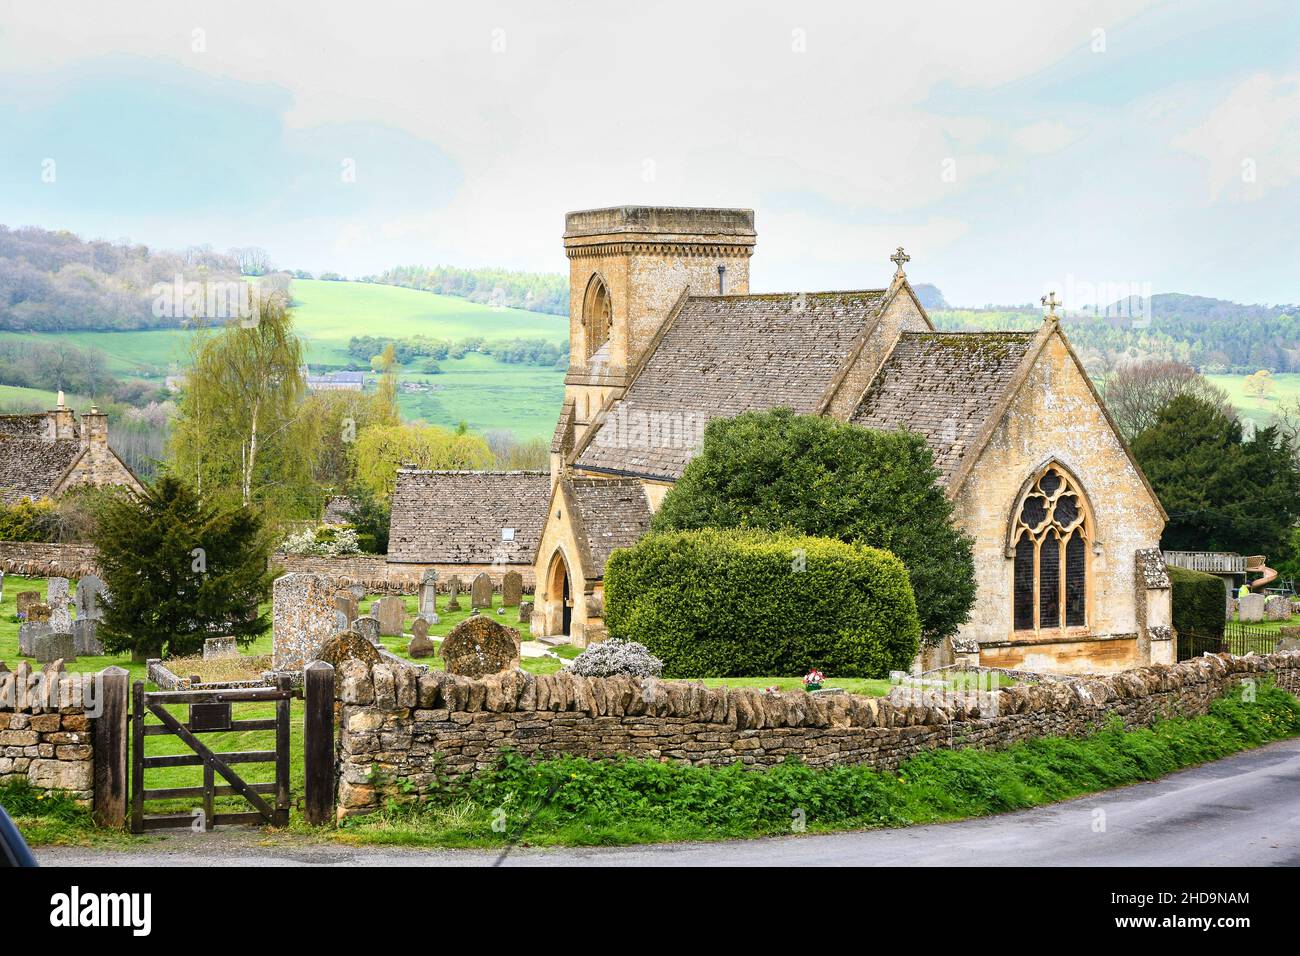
[803,669,824,691]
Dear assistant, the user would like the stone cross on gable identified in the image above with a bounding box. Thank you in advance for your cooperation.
[1041,291,1061,320]
[890,246,910,277]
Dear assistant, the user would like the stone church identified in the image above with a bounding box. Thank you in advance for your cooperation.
[0,394,142,504]
[531,205,1173,676]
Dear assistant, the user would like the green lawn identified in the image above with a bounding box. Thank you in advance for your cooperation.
[1206,372,1300,428]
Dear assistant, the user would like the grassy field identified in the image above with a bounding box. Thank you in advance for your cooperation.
[0,279,569,439]
[1206,372,1300,428]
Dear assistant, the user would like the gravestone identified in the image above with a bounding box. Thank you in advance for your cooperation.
[445,576,462,611]
[204,636,239,660]
[72,619,103,657]
[1278,636,1300,652]
[271,573,339,671]
[1265,595,1291,621]
[501,571,523,608]
[348,584,367,603]
[418,570,438,618]
[1239,592,1267,623]
[407,617,435,659]
[518,600,534,625]
[49,603,73,634]
[370,596,406,636]
[18,621,52,657]
[27,602,51,623]
[33,631,76,665]
[470,572,493,610]
[313,629,382,667]
[75,575,107,621]
[334,590,359,623]
[440,615,520,677]
[351,617,382,646]
[0,570,5,603]
[15,591,40,618]
[47,577,71,612]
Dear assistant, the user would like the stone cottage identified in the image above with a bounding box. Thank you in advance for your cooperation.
[387,468,551,589]
[531,205,1172,675]
[0,393,142,504]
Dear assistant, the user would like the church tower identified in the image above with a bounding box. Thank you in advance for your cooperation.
[558,206,756,442]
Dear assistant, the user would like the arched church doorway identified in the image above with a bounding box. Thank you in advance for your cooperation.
[544,549,574,636]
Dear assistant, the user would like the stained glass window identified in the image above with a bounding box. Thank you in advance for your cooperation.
[1011,466,1089,632]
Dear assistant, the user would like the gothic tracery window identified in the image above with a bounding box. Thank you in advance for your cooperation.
[1012,466,1089,632]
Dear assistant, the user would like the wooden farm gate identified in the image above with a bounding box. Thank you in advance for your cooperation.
[129,678,293,833]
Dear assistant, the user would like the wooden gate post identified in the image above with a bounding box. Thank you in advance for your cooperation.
[303,661,336,826]
[92,666,129,828]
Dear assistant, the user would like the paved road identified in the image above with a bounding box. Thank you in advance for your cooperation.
[38,738,1300,867]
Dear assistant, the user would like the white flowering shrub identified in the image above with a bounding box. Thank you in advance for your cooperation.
[568,638,664,678]
[280,525,362,557]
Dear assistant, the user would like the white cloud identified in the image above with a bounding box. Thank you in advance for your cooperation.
[1174,72,1300,202]
[1010,120,1085,155]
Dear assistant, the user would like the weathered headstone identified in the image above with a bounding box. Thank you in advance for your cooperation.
[18,621,52,657]
[72,618,103,656]
[33,631,76,664]
[348,584,367,603]
[445,576,462,611]
[1265,595,1291,621]
[418,570,438,617]
[351,617,382,646]
[204,636,239,660]
[313,629,382,667]
[370,595,406,636]
[1278,636,1300,652]
[407,617,435,659]
[49,603,73,634]
[15,591,40,618]
[334,590,359,624]
[518,600,534,625]
[47,577,71,611]
[440,615,520,677]
[27,602,51,624]
[271,573,339,671]
[75,575,107,621]
[501,571,523,608]
[470,572,493,610]
[1239,592,1267,623]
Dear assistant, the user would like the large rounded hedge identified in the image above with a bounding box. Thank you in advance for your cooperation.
[1169,565,1226,638]
[603,528,920,678]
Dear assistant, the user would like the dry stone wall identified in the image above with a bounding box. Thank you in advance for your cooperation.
[334,651,1300,817]
[0,663,96,802]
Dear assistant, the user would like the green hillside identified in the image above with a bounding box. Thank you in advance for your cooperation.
[0,280,569,440]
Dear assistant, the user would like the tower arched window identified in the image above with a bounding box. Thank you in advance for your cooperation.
[582,274,613,361]
[1011,465,1090,632]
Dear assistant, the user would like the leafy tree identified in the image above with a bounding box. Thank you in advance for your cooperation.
[91,477,274,661]
[339,481,391,554]
[299,386,398,489]
[168,293,320,517]
[352,421,494,501]
[1100,359,1234,441]
[1132,394,1300,560]
[652,409,976,644]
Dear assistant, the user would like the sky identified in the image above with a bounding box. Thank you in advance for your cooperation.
[1,0,1298,307]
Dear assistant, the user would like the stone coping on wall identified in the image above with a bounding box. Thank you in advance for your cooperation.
[338,651,1300,730]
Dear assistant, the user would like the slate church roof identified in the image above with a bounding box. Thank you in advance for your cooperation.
[0,414,83,505]
[574,290,888,481]
[850,331,1039,485]
[563,478,654,578]
[387,470,551,566]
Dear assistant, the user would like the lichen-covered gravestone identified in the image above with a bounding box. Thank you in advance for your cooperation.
[470,572,493,610]
[440,615,520,677]
[72,619,102,656]
[46,578,73,632]
[15,591,40,618]
[518,600,534,626]
[348,584,367,603]
[1265,595,1290,621]
[313,629,382,667]
[445,576,463,611]
[272,573,339,670]
[351,617,382,646]
[370,595,406,636]
[407,617,435,659]
[27,602,51,624]
[75,575,107,621]
[33,631,76,664]
[501,571,523,608]
[18,621,52,657]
